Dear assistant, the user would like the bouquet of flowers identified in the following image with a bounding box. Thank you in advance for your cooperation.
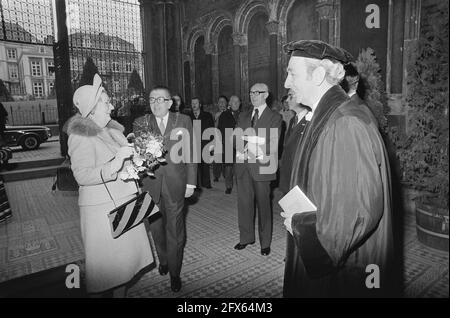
[119,132,166,180]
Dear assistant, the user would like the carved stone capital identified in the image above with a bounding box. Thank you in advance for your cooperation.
[316,0,334,20]
[204,42,217,55]
[265,20,279,35]
[183,52,192,62]
[232,33,248,46]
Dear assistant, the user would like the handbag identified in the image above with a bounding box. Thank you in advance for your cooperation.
[101,173,159,239]
[52,158,79,191]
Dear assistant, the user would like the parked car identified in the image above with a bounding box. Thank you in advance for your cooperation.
[3,125,51,150]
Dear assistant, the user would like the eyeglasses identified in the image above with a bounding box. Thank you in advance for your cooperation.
[149,97,171,104]
[249,91,267,97]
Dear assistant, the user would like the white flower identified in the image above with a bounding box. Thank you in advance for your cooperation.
[119,172,129,180]
[133,156,144,166]
[154,150,162,158]
[126,165,139,179]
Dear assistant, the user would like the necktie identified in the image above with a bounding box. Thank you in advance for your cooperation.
[251,108,259,127]
[158,118,166,135]
[291,113,299,129]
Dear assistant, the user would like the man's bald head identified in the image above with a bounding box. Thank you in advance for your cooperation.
[249,83,269,107]
[229,95,241,111]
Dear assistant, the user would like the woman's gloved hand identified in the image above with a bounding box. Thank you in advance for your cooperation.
[110,145,134,173]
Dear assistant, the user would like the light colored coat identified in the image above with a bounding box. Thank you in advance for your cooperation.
[66,114,154,293]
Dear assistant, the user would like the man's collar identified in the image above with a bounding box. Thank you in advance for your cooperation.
[253,103,267,112]
[156,112,169,122]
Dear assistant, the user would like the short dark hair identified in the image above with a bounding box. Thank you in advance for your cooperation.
[344,63,359,77]
[151,85,171,96]
[191,96,201,104]
[218,95,228,103]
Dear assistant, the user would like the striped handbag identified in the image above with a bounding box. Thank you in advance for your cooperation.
[101,174,159,239]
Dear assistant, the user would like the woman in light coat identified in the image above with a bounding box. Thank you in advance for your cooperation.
[66,74,154,297]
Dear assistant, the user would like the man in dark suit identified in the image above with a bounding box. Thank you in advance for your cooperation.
[133,86,197,293]
[188,97,214,189]
[234,83,282,256]
[217,95,241,194]
[278,89,310,194]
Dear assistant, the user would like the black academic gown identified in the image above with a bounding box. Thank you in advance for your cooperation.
[283,86,395,297]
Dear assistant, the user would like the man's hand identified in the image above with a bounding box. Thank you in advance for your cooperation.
[185,187,195,198]
[280,211,293,235]
[246,142,264,160]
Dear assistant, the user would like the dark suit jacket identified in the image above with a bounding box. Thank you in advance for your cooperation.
[133,112,197,203]
[218,109,240,164]
[188,110,215,164]
[279,114,308,194]
[234,106,282,182]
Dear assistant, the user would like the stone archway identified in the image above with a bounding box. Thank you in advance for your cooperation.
[194,36,213,105]
[234,0,270,104]
[206,11,233,102]
[217,25,235,98]
[247,12,271,89]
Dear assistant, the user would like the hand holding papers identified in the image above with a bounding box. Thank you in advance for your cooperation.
[240,135,266,160]
[279,186,317,235]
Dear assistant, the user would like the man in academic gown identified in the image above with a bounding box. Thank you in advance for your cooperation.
[281,40,396,297]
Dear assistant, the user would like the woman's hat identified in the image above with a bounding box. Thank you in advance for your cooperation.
[73,74,103,117]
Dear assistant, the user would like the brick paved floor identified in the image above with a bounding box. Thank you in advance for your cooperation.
[0,175,448,298]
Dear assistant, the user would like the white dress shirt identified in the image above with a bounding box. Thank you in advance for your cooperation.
[251,103,267,121]
[156,112,195,189]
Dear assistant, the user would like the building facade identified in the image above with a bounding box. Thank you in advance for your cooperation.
[0,40,55,100]
[69,32,143,99]
[139,0,425,119]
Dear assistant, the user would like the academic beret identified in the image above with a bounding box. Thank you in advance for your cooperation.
[283,40,354,64]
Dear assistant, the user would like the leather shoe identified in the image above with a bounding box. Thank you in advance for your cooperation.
[171,276,182,292]
[234,242,254,250]
[225,188,232,194]
[261,247,271,256]
[158,264,168,276]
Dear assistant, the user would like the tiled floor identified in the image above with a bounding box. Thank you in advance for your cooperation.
[8,139,61,163]
[0,176,448,298]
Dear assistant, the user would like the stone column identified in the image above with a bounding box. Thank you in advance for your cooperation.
[403,0,421,97]
[54,0,74,156]
[316,0,335,44]
[232,32,247,104]
[139,0,182,91]
[183,52,192,103]
[266,20,279,101]
[205,42,219,104]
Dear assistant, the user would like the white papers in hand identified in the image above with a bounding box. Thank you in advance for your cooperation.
[242,135,266,144]
[278,185,317,216]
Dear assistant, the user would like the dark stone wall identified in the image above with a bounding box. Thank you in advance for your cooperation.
[340,0,389,83]
[218,25,235,98]
[182,0,242,18]
[287,0,318,42]
[194,36,213,104]
[248,13,270,88]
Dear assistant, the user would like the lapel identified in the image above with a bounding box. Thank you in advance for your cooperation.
[165,111,176,137]
[254,106,271,129]
[151,112,176,137]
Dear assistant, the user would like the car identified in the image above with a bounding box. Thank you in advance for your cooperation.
[3,125,52,150]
